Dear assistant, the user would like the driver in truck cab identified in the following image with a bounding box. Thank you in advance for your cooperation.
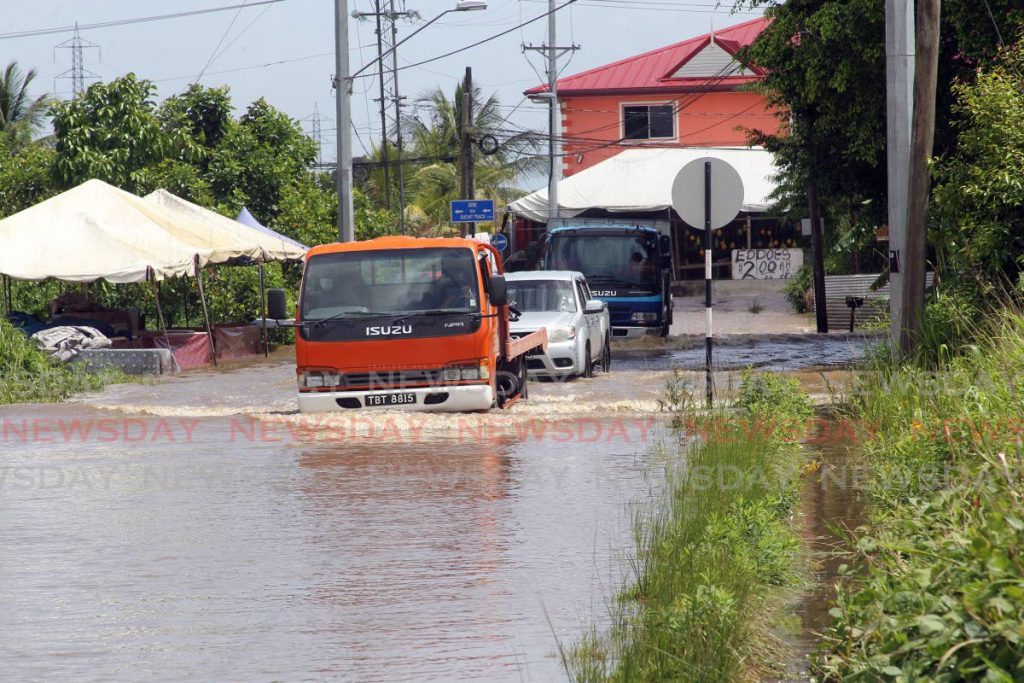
[428,253,477,309]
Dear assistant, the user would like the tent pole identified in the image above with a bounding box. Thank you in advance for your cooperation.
[194,256,218,367]
[258,261,269,358]
[149,268,173,352]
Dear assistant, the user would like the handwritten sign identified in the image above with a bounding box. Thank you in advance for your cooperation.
[731,249,803,280]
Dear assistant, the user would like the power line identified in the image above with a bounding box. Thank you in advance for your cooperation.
[194,1,250,84]
[0,0,287,41]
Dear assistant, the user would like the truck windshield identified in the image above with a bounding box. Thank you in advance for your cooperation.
[508,280,577,313]
[546,233,660,288]
[300,248,480,321]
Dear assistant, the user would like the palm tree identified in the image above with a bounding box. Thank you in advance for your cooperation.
[400,84,543,231]
[0,62,50,149]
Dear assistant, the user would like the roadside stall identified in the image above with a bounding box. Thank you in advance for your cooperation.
[0,179,306,373]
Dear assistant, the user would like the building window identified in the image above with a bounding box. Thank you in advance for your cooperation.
[623,104,674,140]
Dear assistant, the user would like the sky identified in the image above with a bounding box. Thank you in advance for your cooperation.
[1,0,764,189]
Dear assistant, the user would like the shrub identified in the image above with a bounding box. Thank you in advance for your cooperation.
[784,264,813,313]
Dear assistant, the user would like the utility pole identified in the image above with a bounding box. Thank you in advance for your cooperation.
[523,3,578,227]
[334,0,355,242]
[547,0,560,225]
[54,23,99,97]
[374,1,391,209]
[902,0,941,354]
[808,173,828,333]
[885,0,915,352]
[389,0,408,233]
[460,67,476,237]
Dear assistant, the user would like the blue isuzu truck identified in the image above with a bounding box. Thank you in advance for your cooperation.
[538,224,673,337]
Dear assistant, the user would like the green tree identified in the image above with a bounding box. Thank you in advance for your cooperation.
[933,43,1024,287]
[399,84,540,230]
[50,74,175,192]
[738,0,1024,272]
[0,61,50,149]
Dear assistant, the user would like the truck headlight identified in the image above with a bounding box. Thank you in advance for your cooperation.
[301,370,341,388]
[630,312,659,323]
[548,326,576,343]
[443,367,462,382]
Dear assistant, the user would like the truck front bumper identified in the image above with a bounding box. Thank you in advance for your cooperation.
[610,326,655,339]
[297,383,495,413]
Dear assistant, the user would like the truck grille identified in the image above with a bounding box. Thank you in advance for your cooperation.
[341,369,444,389]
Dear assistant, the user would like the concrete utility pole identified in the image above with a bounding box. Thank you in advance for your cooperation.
[389,0,408,233]
[460,67,476,237]
[375,1,391,210]
[335,0,355,242]
[547,0,560,224]
[902,0,941,354]
[885,0,915,351]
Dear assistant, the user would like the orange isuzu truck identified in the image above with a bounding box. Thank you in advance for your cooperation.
[267,236,547,413]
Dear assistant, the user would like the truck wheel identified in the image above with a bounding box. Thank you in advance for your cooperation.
[582,342,594,378]
[601,336,612,373]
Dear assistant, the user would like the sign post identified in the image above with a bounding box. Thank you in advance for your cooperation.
[450,199,495,224]
[672,157,744,407]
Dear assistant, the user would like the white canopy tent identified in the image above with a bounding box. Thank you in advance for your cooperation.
[0,179,213,283]
[145,190,307,263]
[509,147,780,223]
[0,179,308,363]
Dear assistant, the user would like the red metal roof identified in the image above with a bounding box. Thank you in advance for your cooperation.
[525,16,771,96]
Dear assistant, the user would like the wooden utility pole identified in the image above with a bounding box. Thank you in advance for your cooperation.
[808,176,828,333]
[460,66,476,237]
[902,0,941,354]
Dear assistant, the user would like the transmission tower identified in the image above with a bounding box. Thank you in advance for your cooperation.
[54,23,100,97]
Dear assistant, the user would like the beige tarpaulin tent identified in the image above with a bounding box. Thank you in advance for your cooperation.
[144,189,307,263]
[0,178,213,283]
[0,179,307,364]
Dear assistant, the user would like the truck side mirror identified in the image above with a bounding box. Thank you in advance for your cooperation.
[267,288,288,320]
[488,275,508,307]
[659,235,672,268]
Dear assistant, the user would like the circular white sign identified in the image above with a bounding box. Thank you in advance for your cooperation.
[671,157,745,230]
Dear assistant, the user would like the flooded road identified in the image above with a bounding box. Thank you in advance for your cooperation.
[0,336,873,681]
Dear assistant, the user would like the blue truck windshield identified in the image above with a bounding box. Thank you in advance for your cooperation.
[546,234,660,289]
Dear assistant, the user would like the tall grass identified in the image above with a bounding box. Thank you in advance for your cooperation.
[567,371,814,682]
[817,307,1024,680]
[0,318,114,403]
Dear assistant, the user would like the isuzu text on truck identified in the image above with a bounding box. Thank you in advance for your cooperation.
[539,225,674,337]
[267,236,547,413]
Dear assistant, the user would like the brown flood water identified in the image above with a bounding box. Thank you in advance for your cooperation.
[0,336,876,681]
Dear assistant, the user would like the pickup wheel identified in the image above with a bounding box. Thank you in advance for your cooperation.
[601,336,612,373]
[582,341,594,378]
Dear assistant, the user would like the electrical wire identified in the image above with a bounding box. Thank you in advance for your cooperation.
[195,1,251,84]
[0,0,287,41]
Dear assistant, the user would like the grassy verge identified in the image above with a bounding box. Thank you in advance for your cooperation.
[0,318,122,404]
[816,308,1024,680]
[566,370,814,682]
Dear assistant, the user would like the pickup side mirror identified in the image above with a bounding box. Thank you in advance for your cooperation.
[488,275,508,307]
[267,288,288,320]
[585,299,607,314]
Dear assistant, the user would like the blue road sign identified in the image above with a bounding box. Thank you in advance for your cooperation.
[490,233,508,252]
[450,199,495,223]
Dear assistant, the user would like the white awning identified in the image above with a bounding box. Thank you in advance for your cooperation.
[0,179,211,283]
[145,190,307,263]
[509,147,780,223]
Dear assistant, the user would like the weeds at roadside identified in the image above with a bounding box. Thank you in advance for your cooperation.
[566,369,815,682]
[748,299,765,314]
[0,319,124,404]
